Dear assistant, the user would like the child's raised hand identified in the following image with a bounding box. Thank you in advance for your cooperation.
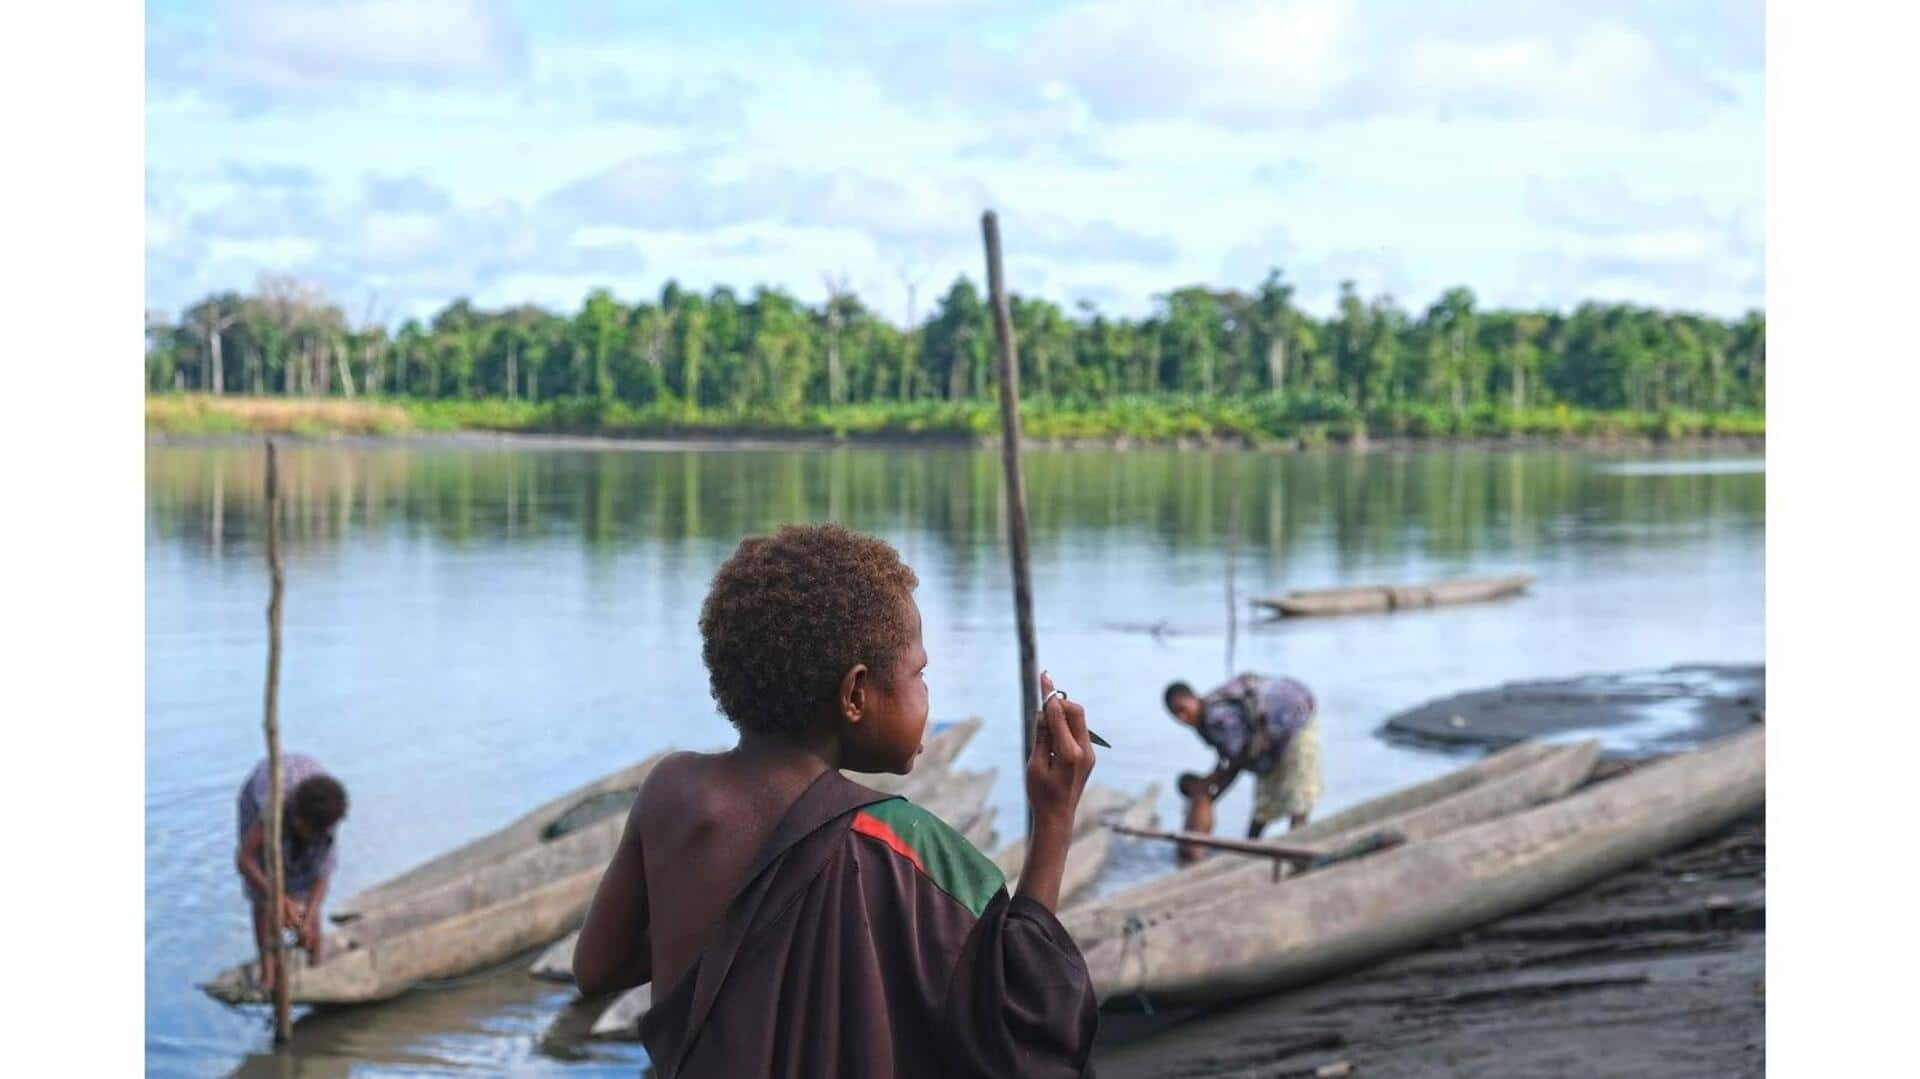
[1026,670,1095,833]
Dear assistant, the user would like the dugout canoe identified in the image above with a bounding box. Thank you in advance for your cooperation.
[1064,739,1598,945]
[331,752,672,924]
[1254,575,1534,617]
[1065,738,1570,929]
[204,720,987,1005]
[1079,726,1763,1007]
[331,718,984,927]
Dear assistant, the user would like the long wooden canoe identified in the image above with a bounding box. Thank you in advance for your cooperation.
[330,718,984,928]
[1065,738,1566,927]
[1079,727,1762,1006]
[330,753,669,924]
[205,720,987,1005]
[1255,575,1534,617]
[1063,739,1599,946]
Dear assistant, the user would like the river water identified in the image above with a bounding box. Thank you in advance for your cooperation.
[145,439,1764,1076]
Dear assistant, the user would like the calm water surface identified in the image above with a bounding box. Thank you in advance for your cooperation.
[146,440,1764,1076]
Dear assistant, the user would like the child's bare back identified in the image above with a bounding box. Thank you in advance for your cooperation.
[631,750,833,995]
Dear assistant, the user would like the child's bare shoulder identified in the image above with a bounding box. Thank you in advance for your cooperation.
[636,750,728,817]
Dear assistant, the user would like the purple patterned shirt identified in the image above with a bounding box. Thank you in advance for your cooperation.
[235,753,339,902]
[1196,674,1317,773]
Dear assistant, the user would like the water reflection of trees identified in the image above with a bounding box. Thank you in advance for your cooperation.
[146,445,1765,568]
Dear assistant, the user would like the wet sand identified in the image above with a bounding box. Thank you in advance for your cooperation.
[1094,807,1765,1078]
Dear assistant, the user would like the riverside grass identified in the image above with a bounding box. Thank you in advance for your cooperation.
[148,394,1765,446]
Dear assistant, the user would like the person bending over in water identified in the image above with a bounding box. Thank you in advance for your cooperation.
[235,753,347,995]
[576,523,1099,1078]
[1164,673,1322,864]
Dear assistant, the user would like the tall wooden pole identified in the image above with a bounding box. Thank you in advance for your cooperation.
[263,440,292,1043]
[1226,468,1242,680]
[982,212,1038,831]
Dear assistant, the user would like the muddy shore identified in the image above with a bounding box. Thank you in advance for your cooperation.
[1094,805,1765,1078]
[1379,664,1765,756]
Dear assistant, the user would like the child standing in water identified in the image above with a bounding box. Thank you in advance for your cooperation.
[235,753,348,995]
[576,523,1100,1077]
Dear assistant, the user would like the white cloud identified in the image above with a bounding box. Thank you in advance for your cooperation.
[588,72,752,131]
[363,174,455,214]
[145,3,1763,320]
[151,166,621,316]
[1394,22,1731,127]
[955,93,1117,167]
[1526,175,1725,238]
[1016,213,1178,265]
[847,0,1752,131]
[1251,159,1316,188]
[164,0,530,107]
[1031,0,1357,125]
[1517,174,1763,312]
[1221,226,1298,286]
[544,155,1173,264]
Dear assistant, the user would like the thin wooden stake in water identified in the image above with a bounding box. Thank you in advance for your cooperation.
[262,440,292,1044]
[1225,474,1243,680]
[982,211,1038,829]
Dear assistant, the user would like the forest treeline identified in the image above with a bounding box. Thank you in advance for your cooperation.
[145,271,1764,439]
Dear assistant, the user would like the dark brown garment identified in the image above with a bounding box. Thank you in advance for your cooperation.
[639,770,1098,1078]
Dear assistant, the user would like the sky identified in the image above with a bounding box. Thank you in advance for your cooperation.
[145,0,1764,326]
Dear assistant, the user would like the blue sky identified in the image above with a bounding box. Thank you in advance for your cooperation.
[145,0,1763,325]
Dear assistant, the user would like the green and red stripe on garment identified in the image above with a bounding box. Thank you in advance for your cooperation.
[851,797,1005,918]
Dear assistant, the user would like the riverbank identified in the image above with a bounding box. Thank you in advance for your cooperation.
[1380,664,1766,756]
[1094,806,1764,1078]
[145,395,1765,452]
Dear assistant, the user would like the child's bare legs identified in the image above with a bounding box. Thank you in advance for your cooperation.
[251,899,279,995]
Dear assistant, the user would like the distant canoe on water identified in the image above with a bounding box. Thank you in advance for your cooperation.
[1254,574,1535,617]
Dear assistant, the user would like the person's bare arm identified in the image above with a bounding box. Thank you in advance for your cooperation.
[1204,758,1242,799]
[236,819,273,899]
[299,872,331,955]
[1016,672,1096,912]
[574,796,653,996]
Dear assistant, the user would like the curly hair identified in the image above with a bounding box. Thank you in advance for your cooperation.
[700,523,920,735]
[291,774,348,831]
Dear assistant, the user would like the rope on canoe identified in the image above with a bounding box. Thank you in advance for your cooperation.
[1119,913,1154,1016]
